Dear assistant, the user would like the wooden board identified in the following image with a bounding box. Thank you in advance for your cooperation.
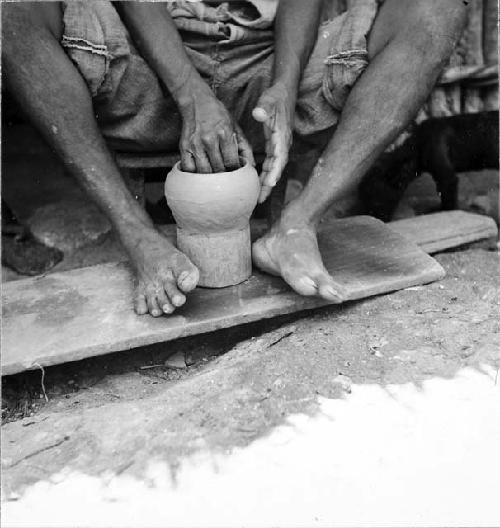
[2,216,447,376]
[388,210,498,253]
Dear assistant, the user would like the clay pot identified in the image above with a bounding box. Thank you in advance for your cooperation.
[165,162,260,287]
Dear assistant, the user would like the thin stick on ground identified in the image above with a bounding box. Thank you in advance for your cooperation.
[33,363,49,402]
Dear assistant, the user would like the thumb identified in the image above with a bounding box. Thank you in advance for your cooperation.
[252,92,276,123]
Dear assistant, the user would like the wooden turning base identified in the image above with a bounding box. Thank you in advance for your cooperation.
[177,226,252,288]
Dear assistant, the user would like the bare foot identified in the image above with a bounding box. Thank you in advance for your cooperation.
[122,227,199,317]
[252,216,346,303]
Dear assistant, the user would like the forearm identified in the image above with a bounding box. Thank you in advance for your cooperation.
[3,8,153,241]
[115,2,212,108]
[272,0,323,97]
[116,3,249,173]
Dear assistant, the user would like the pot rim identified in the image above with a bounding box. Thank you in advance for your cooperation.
[169,160,255,178]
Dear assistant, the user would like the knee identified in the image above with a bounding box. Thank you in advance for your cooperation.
[2,2,62,42]
[408,1,467,65]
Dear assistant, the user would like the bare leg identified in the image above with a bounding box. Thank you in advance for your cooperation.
[2,3,199,316]
[253,0,467,301]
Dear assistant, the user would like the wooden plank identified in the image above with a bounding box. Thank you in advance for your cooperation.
[2,216,445,376]
[388,211,498,254]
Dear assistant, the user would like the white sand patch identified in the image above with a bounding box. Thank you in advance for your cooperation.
[3,366,500,527]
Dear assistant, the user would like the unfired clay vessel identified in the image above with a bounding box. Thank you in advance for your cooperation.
[165,162,260,287]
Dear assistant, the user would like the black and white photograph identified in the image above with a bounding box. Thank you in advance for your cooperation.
[1,0,499,525]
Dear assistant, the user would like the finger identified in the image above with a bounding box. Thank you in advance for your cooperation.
[252,106,269,123]
[259,118,277,171]
[265,146,287,188]
[192,142,212,173]
[180,146,196,173]
[218,129,240,170]
[259,156,273,187]
[202,134,225,173]
[259,129,279,183]
[258,184,273,204]
[262,128,288,188]
[234,124,255,167]
[254,87,281,119]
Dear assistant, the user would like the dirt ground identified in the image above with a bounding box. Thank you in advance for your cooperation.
[2,246,499,499]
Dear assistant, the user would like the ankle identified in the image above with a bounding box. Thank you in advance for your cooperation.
[118,221,157,251]
[279,198,319,231]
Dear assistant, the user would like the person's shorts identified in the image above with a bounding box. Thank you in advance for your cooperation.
[61,0,381,153]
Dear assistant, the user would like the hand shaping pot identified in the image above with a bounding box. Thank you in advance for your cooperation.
[165,162,260,288]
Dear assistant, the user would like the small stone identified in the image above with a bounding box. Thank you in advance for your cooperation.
[164,352,186,369]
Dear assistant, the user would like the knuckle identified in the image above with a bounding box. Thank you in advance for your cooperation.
[191,142,204,155]
[217,128,228,139]
[201,134,215,146]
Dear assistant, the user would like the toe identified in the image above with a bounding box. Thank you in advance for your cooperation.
[163,280,186,307]
[156,288,174,314]
[146,291,163,317]
[176,267,199,293]
[316,275,345,303]
[134,292,148,315]
[282,271,318,296]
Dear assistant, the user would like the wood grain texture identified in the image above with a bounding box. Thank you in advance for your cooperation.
[177,227,252,287]
[388,211,498,254]
[2,216,446,375]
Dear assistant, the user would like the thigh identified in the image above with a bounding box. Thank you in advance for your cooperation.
[368,0,467,59]
[295,0,379,136]
[2,1,63,39]
[61,1,181,152]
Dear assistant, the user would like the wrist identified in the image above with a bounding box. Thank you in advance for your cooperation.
[268,79,297,121]
[109,198,154,241]
[273,62,300,98]
[171,69,214,113]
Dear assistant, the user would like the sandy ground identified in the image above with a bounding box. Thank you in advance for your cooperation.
[2,248,500,527]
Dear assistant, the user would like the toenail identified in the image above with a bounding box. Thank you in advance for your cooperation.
[178,271,189,281]
[173,296,185,306]
[325,285,342,300]
[162,304,173,313]
[299,276,316,288]
[152,309,162,317]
